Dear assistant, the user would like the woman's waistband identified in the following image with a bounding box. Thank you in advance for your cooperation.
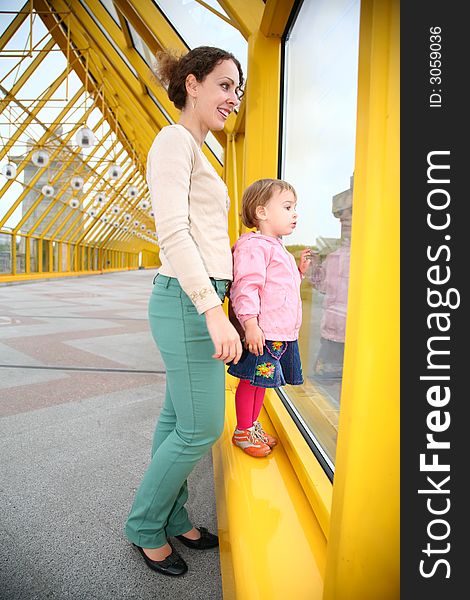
[153,274,230,300]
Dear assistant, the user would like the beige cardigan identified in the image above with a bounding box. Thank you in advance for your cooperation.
[147,124,232,314]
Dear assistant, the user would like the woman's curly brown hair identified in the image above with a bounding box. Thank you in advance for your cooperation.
[153,46,244,110]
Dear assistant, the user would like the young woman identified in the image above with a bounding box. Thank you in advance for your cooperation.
[125,46,244,577]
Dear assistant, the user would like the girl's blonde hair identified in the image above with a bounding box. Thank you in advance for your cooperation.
[241,178,297,229]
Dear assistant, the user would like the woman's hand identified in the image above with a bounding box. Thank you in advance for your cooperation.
[243,317,265,356]
[204,305,243,364]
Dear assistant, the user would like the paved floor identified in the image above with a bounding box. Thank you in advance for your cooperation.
[0,269,223,600]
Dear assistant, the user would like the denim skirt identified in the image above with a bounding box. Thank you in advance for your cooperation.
[227,339,303,388]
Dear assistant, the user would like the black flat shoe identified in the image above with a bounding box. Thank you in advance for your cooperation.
[175,527,219,550]
[132,544,188,576]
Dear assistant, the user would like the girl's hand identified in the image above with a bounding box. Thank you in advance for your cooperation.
[204,305,243,364]
[243,317,265,356]
[299,248,315,275]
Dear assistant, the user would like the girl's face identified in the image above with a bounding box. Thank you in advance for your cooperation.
[257,189,298,238]
[189,59,241,131]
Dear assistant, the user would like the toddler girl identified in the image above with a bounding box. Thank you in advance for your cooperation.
[228,178,311,457]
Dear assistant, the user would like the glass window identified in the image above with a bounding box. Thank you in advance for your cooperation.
[79,0,138,78]
[281,0,361,473]
[154,0,247,78]
[99,0,121,25]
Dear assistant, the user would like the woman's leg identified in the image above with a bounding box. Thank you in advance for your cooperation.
[150,385,190,536]
[234,379,257,429]
[125,280,225,549]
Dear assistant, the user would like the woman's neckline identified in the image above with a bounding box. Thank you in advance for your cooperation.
[174,122,205,148]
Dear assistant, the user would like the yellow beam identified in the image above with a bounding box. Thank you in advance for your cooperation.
[0,38,56,114]
[125,0,187,53]
[113,0,163,53]
[218,0,264,39]
[27,117,108,237]
[260,0,296,38]
[0,1,30,51]
[323,1,400,598]
[12,90,93,234]
[0,70,83,228]
[56,142,124,241]
[243,31,281,185]
[34,0,153,163]
[38,125,111,238]
[59,0,178,128]
[0,62,78,163]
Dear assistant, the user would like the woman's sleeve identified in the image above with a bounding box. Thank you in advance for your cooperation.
[230,243,268,324]
[147,127,221,314]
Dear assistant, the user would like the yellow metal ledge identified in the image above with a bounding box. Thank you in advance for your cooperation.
[0,267,145,284]
[213,375,328,599]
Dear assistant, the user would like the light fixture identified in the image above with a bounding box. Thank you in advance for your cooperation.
[113,221,119,227]
[128,185,139,198]
[88,208,98,217]
[108,164,122,180]
[94,192,106,205]
[133,220,140,228]
[147,229,152,235]
[101,215,109,223]
[123,213,131,222]
[69,198,80,208]
[1,163,16,179]
[123,226,128,231]
[41,184,54,197]
[140,200,150,210]
[76,126,96,148]
[149,210,155,218]
[140,224,146,230]
[32,149,50,167]
[110,205,120,215]
[70,176,84,190]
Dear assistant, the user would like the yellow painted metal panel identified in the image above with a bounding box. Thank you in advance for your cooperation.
[243,31,281,185]
[263,389,332,540]
[260,0,296,38]
[218,0,264,39]
[213,379,326,600]
[323,1,400,598]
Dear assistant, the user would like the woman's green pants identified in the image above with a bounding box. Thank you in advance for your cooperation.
[125,274,228,548]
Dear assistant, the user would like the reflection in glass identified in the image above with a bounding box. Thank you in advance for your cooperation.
[281,0,360,468]
[310,177,352,383]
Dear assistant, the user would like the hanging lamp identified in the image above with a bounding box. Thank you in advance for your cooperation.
[128,185,139,198]
[94,192,106,205]
[108,164,122,180]
[41,184,54,197]
[32,150,50,167]
[70,176,84,190]
[1,163,16,179]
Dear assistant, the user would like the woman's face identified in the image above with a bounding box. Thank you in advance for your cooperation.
[190,59,241,131]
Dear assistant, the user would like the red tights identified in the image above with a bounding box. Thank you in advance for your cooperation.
[235,379,267,430]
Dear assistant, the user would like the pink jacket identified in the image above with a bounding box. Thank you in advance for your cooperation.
[230,232,302,341]
[311,244,350,343]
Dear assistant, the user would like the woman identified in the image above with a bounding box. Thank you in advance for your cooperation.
[124,46,244,577]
